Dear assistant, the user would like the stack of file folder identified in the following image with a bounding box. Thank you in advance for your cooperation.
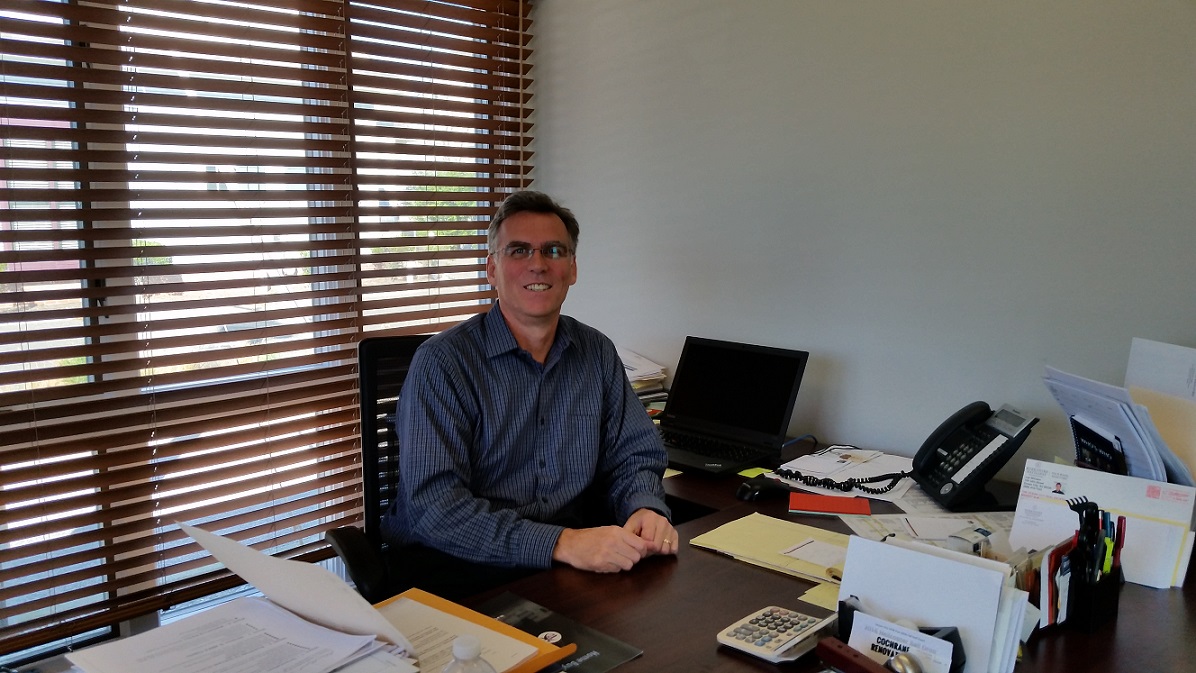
[1043,338,1196,486]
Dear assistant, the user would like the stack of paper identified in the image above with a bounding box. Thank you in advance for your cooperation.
[838,536,1028,673]
[68,596,408,673]
[67,523,574,673]
[617,346,668,402]
[769,446,916,504]
[1009,459,1195,589]
[1043,338,1196,486]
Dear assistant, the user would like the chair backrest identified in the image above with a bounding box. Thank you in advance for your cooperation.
[357,334,431,550]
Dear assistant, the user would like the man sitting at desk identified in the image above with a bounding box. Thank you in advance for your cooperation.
[382,190,677,598]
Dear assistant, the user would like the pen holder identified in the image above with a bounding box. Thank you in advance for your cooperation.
[1065,563,1122,632]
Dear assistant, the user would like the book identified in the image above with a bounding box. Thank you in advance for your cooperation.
[1070,415,1126,474]
[788,491,872,517]
[477,592,642,673]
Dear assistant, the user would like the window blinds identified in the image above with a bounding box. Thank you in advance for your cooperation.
[0,0,532,660]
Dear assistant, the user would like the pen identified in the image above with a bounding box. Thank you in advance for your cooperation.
[1099,510,1113,575]
[1083,508,1101,583]
[1112,515,1127,570]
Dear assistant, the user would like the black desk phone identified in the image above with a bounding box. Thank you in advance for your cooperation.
[912,401,1038,511]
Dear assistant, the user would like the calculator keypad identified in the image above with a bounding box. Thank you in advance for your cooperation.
[716,606,835,662]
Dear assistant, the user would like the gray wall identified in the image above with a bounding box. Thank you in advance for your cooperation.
[529,1,1196,479]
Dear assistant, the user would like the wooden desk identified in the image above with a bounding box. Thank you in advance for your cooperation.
[468,471,1196,673]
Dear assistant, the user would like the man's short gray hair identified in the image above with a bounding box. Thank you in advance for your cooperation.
[487,190,580,253]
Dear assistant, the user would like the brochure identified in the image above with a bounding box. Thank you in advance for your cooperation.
[477,592,642,673]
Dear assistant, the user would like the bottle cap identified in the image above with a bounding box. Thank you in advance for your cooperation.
[452,634,482,660]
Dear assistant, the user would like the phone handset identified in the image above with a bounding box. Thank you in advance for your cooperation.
[912,401,1038,511]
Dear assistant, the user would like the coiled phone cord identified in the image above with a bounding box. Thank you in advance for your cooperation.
[772,467,911,495]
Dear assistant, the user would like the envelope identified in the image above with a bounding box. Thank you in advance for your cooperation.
[1008,460,1196,588]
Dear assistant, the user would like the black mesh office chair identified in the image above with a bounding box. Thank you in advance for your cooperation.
[325,333,430,604]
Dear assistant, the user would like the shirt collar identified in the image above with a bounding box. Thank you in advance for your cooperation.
[483,302,574,367]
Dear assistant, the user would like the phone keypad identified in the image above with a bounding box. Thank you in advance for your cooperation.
[929,425,1002,485]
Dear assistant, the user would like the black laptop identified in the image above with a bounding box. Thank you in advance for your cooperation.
[658,336,809,474]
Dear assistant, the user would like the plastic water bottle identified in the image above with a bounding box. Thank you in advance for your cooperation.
[440,634,498,673]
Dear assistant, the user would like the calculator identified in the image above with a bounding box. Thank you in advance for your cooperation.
[716,606,837,663]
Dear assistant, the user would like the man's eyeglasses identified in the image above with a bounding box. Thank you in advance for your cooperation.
[496,243,574,261]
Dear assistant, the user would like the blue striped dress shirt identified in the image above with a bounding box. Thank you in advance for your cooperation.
[381,304,671,568]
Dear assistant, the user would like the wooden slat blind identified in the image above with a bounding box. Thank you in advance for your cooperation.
[0,0,532,662]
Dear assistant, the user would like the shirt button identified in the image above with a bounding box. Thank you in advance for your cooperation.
[541,496,549,503]
[539,460,546,468]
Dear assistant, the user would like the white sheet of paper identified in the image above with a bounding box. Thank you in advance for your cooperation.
[67,597,384,673]
[181,522,413,652]
[844,512,1017,561]
[894,484,953,514]
[902,516,986,540]
[336,648,421,673]
[1007,460,1196,588]
[782,538,848,575]
[1126,337,1196,400]
[992,585,1028,673]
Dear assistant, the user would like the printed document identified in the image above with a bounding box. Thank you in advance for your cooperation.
[67,597,408,673]
[69,525,565,673]
[770,447,915,503]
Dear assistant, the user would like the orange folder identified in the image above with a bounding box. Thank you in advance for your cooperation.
[788,491,872,516]
[376,588,577,673]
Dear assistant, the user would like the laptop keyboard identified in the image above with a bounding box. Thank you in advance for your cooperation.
[660,429,763,462]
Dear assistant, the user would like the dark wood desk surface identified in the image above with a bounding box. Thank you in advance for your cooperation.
[467,471,1196,673]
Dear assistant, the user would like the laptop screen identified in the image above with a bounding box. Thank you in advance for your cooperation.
[660,336,809,447]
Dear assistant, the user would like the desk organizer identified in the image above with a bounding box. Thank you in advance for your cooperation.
[836,599,966,673]
[1065,561,1122,632]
